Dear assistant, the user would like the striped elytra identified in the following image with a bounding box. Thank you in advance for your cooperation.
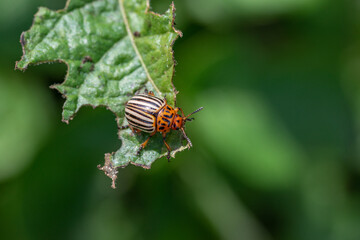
[125,94,165,133]
[122,91,203,160]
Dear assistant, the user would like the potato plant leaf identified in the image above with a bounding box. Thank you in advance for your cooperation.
[15,0,188,188]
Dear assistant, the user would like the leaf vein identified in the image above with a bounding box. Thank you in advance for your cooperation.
[119,0,161,96]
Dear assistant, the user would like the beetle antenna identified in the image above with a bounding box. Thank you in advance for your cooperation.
[180,128,192,148]
[184,107,203,119]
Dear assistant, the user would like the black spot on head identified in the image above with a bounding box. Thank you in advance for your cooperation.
[159,126,165,130]
[166,106,171,110]
[176,120,180,123]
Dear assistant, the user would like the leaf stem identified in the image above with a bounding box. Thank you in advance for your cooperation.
[119,0,161,96]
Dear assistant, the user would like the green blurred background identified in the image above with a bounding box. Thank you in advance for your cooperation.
[1,0,360,239]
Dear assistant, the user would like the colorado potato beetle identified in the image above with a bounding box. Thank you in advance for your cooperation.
[121,91,203,159]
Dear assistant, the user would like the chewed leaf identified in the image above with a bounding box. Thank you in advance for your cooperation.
[16,0,188,188]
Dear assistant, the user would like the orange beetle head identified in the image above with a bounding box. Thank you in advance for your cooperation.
[171,115,183,130]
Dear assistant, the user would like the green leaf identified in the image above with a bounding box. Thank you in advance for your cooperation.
[15,0,187,187]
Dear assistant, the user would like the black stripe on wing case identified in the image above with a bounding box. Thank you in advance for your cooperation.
[126,105,154,114]
[127,102,158,111]
[127,118,154,132]
[144,95,164,105]
[125,112,153,125]
[130,97,163,108]
[133,95,164,106]
[125,107,153,121]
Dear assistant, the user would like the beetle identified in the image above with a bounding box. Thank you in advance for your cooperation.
[120,91,203,160]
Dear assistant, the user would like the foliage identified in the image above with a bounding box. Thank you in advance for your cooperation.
[1,0,360,239]
[15,0,186,187]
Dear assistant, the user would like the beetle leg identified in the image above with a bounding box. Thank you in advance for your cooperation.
[143,89,154,96]
[181,108,185,117]
[162,132,171,161]
[174,107,185,117]
[136,132,156,156]
[128,125,141,135]
[179,108,185,117]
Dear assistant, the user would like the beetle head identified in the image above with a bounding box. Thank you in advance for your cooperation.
[171,115,183,130]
